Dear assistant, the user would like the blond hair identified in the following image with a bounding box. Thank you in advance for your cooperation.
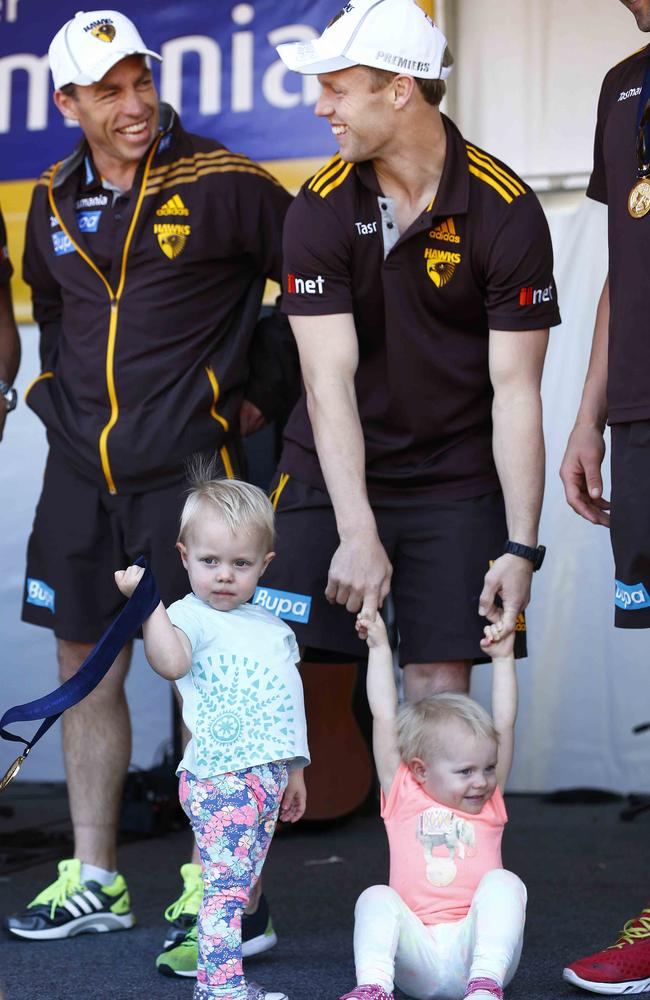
[397,693,497,763]
[178,475,275,551]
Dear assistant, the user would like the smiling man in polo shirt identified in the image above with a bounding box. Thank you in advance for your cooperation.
[261,0,560,700]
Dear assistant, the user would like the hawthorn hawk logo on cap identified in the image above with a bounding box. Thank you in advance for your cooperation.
[84,18,116,43]
[327,2,355,28]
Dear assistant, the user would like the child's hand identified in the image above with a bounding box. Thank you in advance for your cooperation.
[480,620,515,658]
[114,565,145,599]
[355,613,390,648]
[280,768,306,823]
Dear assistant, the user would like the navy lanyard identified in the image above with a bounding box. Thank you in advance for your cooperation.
[0,557,160,789]
[636,55,650,174]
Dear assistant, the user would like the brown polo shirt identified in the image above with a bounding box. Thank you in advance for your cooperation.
[587,43,650,424]
[0,208,12,284]
[280,114,560,500]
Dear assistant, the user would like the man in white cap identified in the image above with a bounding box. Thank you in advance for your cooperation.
[262,0,558,751]
[5,9,294,992]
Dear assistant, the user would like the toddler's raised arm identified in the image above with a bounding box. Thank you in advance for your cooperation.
[481,622,517,789]
[356,614,401,796]
[115,566,191,680]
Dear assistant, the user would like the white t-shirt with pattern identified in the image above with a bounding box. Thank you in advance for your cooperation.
[168,593,309,779]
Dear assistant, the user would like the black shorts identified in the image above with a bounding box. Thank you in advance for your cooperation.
[259,475,527,664]
[611,421,650,628]
[22,445,241,643]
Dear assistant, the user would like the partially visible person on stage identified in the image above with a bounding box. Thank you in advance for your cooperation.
[338,612,524,1000]
[116,477,309,1000]
[4,8,294,976]
[0,206,21,441]
[560,0,650,993]
[261,0,558,706]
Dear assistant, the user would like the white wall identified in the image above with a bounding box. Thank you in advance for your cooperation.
[448,0,642,180]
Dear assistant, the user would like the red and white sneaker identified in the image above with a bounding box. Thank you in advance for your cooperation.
[339,987,394,1000]
[563,908,650,994]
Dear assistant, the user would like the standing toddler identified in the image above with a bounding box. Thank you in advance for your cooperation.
[116,478,309,1000]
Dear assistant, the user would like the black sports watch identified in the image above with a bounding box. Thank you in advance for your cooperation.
[0,380,17,413]
[503,540,546,571]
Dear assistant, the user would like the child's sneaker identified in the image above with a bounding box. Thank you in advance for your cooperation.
[463,978,504,999]
[563,908,650,994]
[242,894,278,957]
[339,987,394,999]
[163,862,202,949]
[156,923,198,978]
[246,983,288,1000]
[4,859,134,939]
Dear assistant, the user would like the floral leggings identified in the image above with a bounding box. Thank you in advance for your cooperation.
[179,762,288,1000]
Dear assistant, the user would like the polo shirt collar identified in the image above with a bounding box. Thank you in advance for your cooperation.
[354,113,470,220]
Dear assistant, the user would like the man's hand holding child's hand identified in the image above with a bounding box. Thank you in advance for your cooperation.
[114,564,145,599]
[355,612,389,648]
[480,620,516,658]
[280,768,307,823]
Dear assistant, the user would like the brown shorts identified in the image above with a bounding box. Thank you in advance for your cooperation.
[258,475,527,664]
[22,445,242,643]
[611,421,650,628]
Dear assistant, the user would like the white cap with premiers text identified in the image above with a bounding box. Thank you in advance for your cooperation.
[49,9,161,90]
[276,0,451,80]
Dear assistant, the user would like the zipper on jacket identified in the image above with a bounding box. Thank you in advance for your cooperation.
[47,139,162,495]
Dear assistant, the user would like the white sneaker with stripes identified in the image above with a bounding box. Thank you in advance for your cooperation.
[4,858,135,940]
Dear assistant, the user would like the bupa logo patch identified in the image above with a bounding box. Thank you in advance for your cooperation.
[52,231,75,256]
[615,580,650,610]
[253,587,311,624]
[26,578,55,612]
[76,211,101,233]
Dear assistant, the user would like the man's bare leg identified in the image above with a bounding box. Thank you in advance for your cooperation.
[59,639,133,871]
[402,659,471,702]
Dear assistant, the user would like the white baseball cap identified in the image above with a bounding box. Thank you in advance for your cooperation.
[49,9,161,90]
[276,0,451,81]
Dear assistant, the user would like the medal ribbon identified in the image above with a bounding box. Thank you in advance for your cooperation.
[0,557,160,790]
[636,56,650,176]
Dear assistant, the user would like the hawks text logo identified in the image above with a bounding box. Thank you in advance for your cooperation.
[85,19,116,42]
[153,223,190,259]
[424,247,461,287]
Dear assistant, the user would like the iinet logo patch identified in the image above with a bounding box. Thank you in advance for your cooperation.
[286,273,325,295]
[519,284,553,306]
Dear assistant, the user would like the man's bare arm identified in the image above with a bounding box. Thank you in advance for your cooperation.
[0,281,21,442]
[289,313,392,618]
[559,277,610,526]
[479,327,549,635]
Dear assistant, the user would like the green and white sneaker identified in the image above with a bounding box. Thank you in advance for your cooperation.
[163,862,202,949]
[156,893,278,978]
[157,922,198,978]
[4,859,135,940]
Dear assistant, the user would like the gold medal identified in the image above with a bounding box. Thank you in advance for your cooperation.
[0,750,29,793]
[628,177,650,218]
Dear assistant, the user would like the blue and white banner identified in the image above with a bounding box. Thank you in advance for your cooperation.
[0,1,338,181]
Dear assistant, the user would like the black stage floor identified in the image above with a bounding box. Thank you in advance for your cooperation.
[0,783,646,1000]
